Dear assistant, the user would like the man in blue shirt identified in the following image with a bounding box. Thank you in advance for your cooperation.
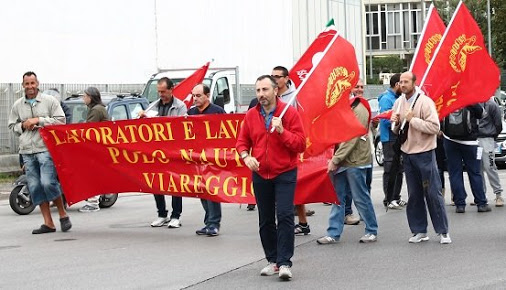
[378,73,405,209]
[188,83,226,236]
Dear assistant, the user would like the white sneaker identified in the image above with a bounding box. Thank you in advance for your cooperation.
[408,233,429,243]
[167,218,182,228]
[440,233,452,244]
[150,217,169,227]
[359,233,377,243]
[278,265,292,280]
[260,263,278,276]
[316,236,338,245]
[388,200,402,210]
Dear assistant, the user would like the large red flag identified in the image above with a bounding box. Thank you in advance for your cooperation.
[172,62,210,109]
[420,2,500,118]
[409,4,446,85]
[289,22,336,87]
[296,33,368,156]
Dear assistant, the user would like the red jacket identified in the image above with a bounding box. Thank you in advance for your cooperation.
[236,99,306,179]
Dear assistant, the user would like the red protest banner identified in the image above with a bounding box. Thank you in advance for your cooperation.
[40,114,337,206]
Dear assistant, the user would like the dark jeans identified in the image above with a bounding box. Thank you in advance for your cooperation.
[443,139,487,206]
[200,199,221,229]
[154,195,182,219]
[253,169,296,268]
[403,150,448,234]
[382,141,403,203]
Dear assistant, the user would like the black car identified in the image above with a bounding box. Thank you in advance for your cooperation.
[63,93,149,123]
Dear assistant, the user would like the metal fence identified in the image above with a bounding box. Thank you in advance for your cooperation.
[1,83,145,154]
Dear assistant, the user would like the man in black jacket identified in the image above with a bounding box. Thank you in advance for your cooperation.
[442,104,491,213]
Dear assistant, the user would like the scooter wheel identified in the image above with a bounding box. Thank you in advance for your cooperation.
[99,194,118,208]
[9,186,36,215]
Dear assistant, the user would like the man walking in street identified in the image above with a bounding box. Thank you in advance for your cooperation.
[378,73,405,209]
[390,71,451,244]
[236,75,305,280]
[317,85,378,245]
[478,97,504,207]
[139,77,187,228]
[188,83,226,236]
[8,71,72,234]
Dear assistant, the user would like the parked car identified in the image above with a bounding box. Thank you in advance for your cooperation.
[63,93,149,123]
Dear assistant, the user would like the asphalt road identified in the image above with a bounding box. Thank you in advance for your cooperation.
[1,167,506,290]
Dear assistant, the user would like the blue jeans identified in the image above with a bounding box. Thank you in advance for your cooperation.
[200,199,221,229]
[327,167,378,239]
[22,151,62,206]
[154,195,182,219]
[403,150,448,234]
[344,166,372,216]
[253,169,296,268]
[443,139,487,206]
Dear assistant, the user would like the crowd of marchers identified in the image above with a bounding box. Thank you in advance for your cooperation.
[7,68,503,282]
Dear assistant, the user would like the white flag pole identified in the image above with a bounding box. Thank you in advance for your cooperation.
[270,30,341,133]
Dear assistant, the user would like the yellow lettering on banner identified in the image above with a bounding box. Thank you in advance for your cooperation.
[198,149,213,165]
[99,127,114,145]
[204,121,218,139]
[206,176,220,195]
[193,175,204,193]
[152,122,175,141]
[115,127,129,144]
[223,176,238,196]
[124,151,141,164]
[48,130,67,146]
[180,174,191,193]
[182,121,196,140]
[107,147,120,164]
[68,130,82,144]
[167,174,178,192]
[138,124,154,142]
[123,125,138,143]
[142,172,163,190]
[180,149,197,164]
[85,128,100,143]
[239,177,253,197]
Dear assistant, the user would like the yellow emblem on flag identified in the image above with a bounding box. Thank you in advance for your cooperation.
[449,34,482,73]
[424,34,442,64]
[325,67,355,108]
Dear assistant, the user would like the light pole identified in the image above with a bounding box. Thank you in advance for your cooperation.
[487,0,492,56]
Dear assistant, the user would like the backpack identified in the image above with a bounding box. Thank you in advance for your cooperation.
[444,108,472,138]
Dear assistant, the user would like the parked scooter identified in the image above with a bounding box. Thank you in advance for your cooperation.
[9,174,118,215]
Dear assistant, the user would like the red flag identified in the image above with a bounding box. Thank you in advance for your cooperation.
[296,34,368,156]
[372,109,393,122]
[420,2,500,118]
[289,30,336,88]
[172,62,210,109]
[409,4,446,85]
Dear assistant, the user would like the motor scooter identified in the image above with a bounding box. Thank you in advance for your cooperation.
[9,174,118,215]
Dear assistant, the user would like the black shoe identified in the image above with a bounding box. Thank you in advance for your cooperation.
[477,204,492,212]
[32,224,56,234]
[305,209,315,216]
[246,204,255,211]
[60,216,72,232]
[455,205,465,213]
[294,223,311,235]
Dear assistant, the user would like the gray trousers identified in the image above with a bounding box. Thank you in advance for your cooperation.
[478,137,503,196]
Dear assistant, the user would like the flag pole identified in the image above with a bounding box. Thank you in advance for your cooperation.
[409,4,435,71]
[419,0,463,88]
[270,30,341,133]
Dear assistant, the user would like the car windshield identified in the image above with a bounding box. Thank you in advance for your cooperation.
[142,78,212,103]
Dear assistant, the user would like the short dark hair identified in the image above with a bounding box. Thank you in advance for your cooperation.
[256,75,278,89]
[158,77,174,89]
[412,73,417,82]
[194,83,210,95]
[272,66,289,77]
[390,73,401,88]
[22,71,37,82]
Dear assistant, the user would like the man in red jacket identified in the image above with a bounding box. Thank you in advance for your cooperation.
[236,75,305,281]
